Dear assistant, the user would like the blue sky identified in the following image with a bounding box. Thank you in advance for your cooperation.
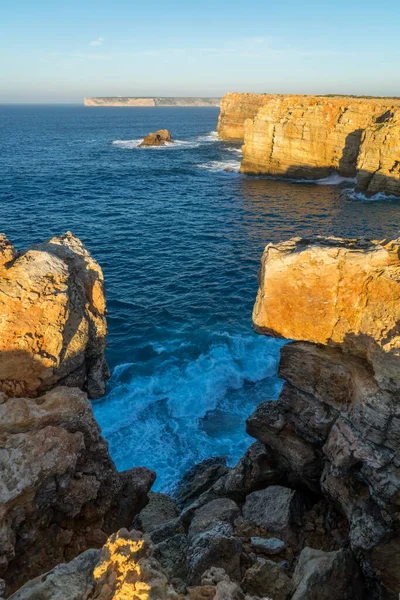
[1,0,400,102]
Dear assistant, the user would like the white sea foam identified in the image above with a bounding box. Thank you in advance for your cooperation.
[112,139,201,150]
[197,159,241,173]
[315,174,357,186]
[196,131,219,142]
[93,333,284,491]
[226,147,242,154]
[343,188,400,202]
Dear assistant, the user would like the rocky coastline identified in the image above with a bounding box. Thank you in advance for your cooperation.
[1,233,399,599]
[217,93,400,197]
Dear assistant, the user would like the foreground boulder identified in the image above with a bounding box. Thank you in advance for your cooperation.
[249,235,400,598]
[0,232,109,399]
[0,386,155,594]
[139,129,172,146]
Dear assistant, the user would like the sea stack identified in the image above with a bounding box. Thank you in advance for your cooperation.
[139,129,173,147]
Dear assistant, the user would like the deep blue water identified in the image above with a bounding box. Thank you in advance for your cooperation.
[1,105,400,491]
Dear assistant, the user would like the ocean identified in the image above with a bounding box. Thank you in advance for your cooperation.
[1,104,400,491]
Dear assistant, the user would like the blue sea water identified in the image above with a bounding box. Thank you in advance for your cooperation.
[1,105,400,491]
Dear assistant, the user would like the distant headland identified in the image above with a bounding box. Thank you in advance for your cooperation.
[84,97,220,107]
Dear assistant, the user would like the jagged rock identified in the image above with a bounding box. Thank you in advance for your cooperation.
[7,549,100,600]
[85,528,181,599]
[139,129,172,146]
[188,586,216,600]
[291,547,364,599]
[187,523,242,585]
[242,486,305,544]
[188,499,240,539]
[153,534,188,583]
[212,442,283,501]
[250,537,286,555]
[241,558,291,599]
[201,567,231,586]
[0,386,155,593]
[0,232,109,399]
[135,492,180,533]
[150,517,186,545]
[250,235,400,597]
[174,457,229,508]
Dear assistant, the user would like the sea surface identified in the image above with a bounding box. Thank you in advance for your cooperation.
[1,105,400,491]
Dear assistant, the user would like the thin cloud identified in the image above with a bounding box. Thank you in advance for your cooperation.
[89,37,104,47]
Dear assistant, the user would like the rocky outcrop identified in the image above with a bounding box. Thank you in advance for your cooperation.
[0,386,155,594]
[0,233,155,596]
[249,235,400,598]
[217,92,400,196]
[356,108,400,197]
[139,129,173,147]
[217,93,277,140]
[0,232,109,399]
[240,96,400,186]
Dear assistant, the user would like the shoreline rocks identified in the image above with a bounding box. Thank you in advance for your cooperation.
[139,129,173,146]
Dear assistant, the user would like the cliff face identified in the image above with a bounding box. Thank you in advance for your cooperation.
[0,233,155,595]
[0,232,109,399]
[240,96,400,184]
[217,93,277,140]
[250,236,400,598]
[356,108,400,197]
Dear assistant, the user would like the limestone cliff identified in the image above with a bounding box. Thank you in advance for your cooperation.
[217,93,277,140]
[0,232,109,399]
[0,233,155,595]
[240,96,400,184]
[250,236,400,598]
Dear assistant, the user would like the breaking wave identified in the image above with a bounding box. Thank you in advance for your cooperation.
[93,332,284,492]
[197,159,241,173]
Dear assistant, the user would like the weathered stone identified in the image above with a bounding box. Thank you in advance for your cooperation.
[150,517,186,545]
[212,442,283,500]
[0,386,155,593]
[291,547,364,599]
[188,585,216,600]
[7,549,100,600]
[188,499,240,539]
[252,236,400,391]
[217,93,278,140]
[135,492,180,533]
[201,567,230,586]
[250,235,400,597]
[139,129,172,146]
[250,537,286,555]
[357,109,400,197]
[174,457,229,508]
[242,486,305,544]
[153,534,188,582]
[187,523,242,585]
[0,232,109,399]
[241,558,291,600]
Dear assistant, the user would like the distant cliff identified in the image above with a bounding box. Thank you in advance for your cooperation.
[84,97,220,107]
[217,93,400,197]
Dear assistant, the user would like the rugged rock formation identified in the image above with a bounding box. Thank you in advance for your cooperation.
[0,233,155,596]
[240,96,400,184]
[139,129,173,147]
[217,92,400,196]
[217,93,277,140]
[356,108,400,197]
[250,236,400,599]
[0,232,109,399]
[0,386,155,594]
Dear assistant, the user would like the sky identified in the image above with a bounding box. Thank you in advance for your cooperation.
[1,0,400,103]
